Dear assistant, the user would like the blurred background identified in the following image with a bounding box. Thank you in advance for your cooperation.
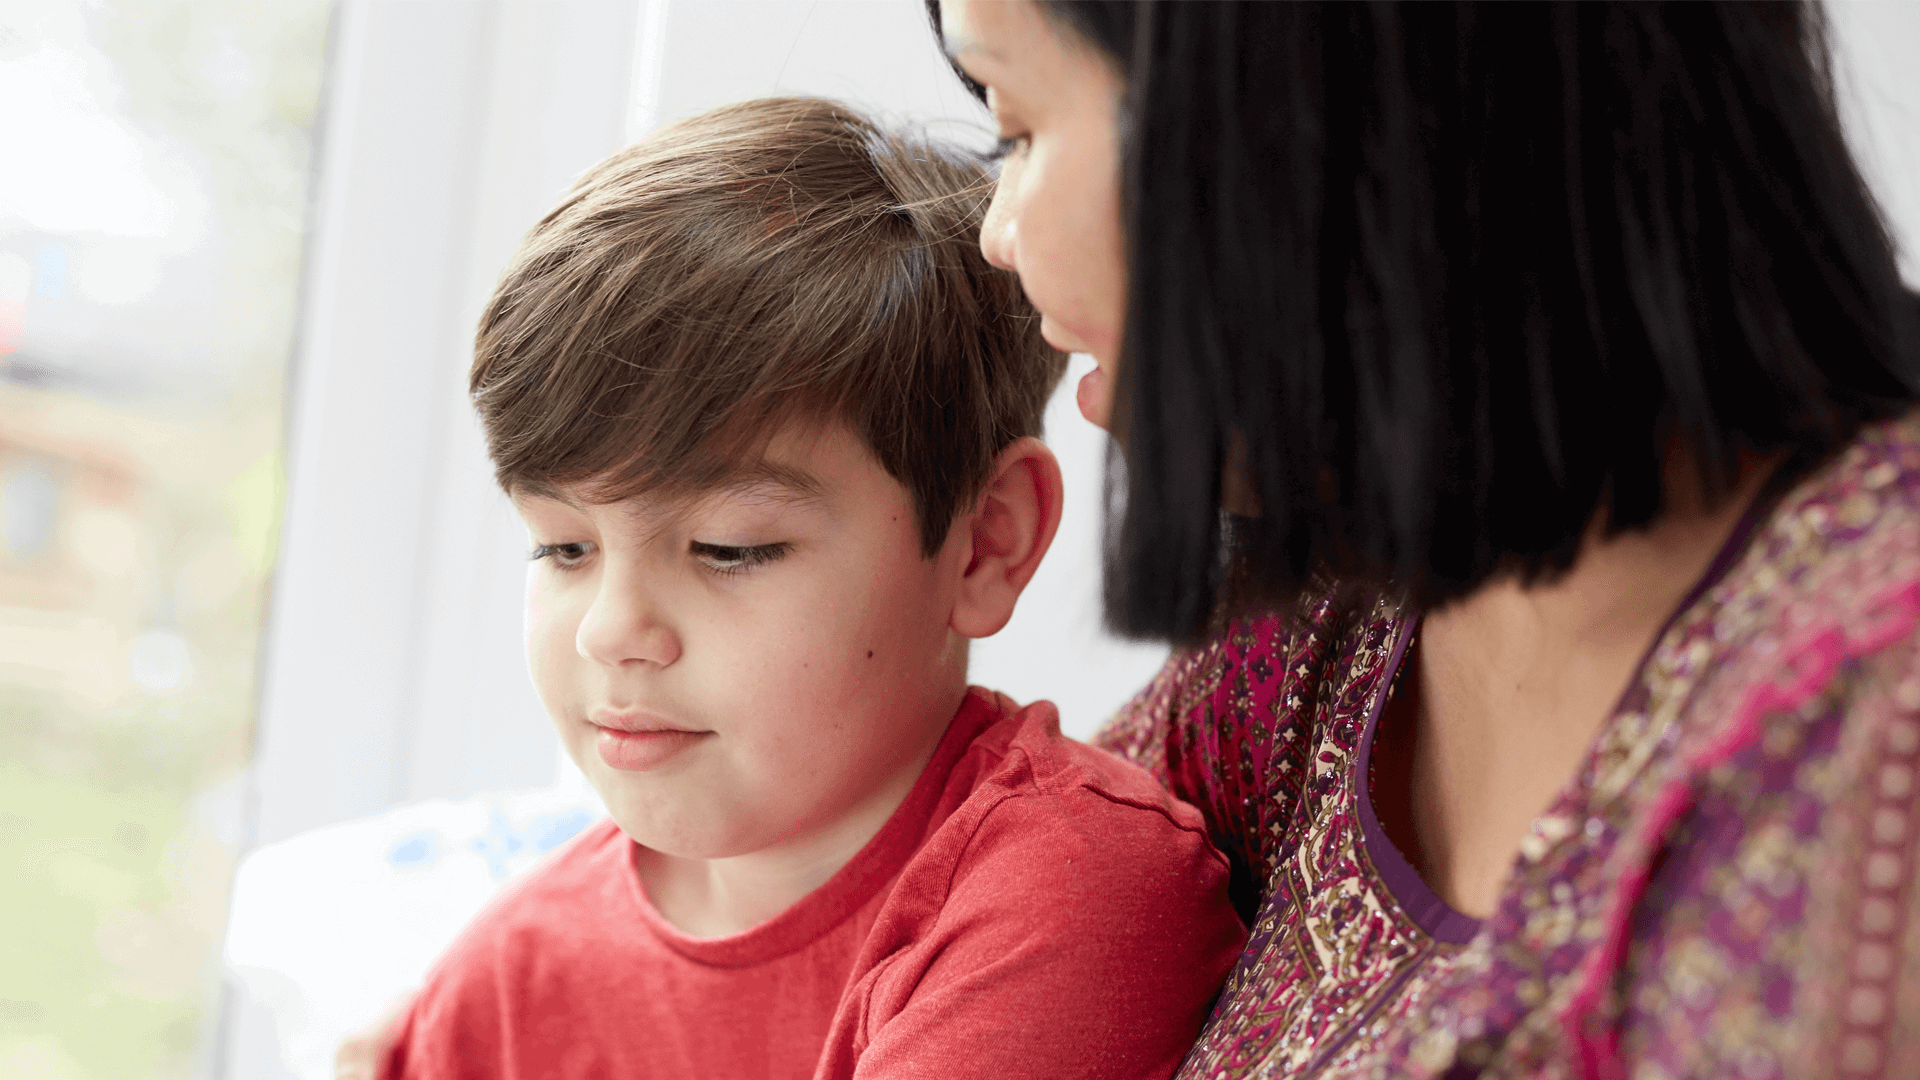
[1,2,1916,1078]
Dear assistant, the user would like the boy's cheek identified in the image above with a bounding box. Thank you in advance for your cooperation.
[523,567,578,638]
[522,573,548,666]
[522,578,577,705]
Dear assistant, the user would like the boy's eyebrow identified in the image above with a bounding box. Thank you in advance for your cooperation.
[717,461,827,505]
[509,462,825,514]
[513,479,586,510]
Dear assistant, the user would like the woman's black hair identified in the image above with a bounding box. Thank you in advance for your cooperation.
[931,1,1920,643]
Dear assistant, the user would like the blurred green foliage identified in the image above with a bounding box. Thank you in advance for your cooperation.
[0,2,332,1077]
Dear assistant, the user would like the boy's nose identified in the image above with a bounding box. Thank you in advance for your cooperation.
[575,590,682,669]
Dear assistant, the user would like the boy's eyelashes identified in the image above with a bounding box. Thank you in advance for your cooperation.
[987,133,1029,163]
[689,540,791,575]
[528,539,792,576]
[530,541,594,569]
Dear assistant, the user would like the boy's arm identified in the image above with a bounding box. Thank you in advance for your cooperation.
[834,791,1247,1080]
[364,972,498,1080]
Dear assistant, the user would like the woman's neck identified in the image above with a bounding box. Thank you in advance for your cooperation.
[1377,447,1783,917]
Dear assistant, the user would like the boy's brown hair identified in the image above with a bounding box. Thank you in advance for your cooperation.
[471,96,1065,555]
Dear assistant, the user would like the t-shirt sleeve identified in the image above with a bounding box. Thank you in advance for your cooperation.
[846,790,1248,1080]
[374,832,612,1080]
[377,928,511,1080]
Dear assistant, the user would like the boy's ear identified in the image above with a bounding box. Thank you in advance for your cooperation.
[950,437,1064,640]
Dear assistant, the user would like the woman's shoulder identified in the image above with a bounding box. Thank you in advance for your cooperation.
[1534,412,1920,1079]
[1093,583,1405,757]
[1673,410,1920,751]
[1600,411,1920,791]
[1090,583,1409,904]
[1745,409,1920,615]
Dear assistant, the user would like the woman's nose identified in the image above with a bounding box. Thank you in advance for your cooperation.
[979,177,1018,272]
[574,582,682,669]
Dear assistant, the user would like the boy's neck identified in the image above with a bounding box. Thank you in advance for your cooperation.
[636,681,967,939]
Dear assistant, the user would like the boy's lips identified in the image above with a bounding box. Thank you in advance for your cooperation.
[596,728,709,771]
[589,709,711,772]
[590,707,701,734]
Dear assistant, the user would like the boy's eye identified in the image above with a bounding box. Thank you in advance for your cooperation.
[988,134,1029,163]
[690,541,790,574]
[530,542,593,569]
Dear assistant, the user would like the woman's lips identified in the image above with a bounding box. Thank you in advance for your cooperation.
[594,726,710,771]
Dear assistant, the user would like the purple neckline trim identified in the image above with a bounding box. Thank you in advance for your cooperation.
[1354,619,1484,945]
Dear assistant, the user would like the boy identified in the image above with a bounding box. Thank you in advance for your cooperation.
[379,97,1244,1080]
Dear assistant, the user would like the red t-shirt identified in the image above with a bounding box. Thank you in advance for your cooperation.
[382,688,1247,1080]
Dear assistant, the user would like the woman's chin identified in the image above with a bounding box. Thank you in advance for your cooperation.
[1076,365,1113,430]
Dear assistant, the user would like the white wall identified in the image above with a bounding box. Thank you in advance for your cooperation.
[1831,0,1920,289]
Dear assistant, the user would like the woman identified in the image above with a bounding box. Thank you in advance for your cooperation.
[938,1,1920,1077]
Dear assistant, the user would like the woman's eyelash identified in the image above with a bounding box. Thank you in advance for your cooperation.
[987,135,1028,162]
[690,541,791,575]
[530,542,593,569]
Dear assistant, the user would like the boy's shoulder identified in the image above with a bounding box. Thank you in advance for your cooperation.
[894,686,1235,924]
[381,818,644,1078]
[476,815,629,919]
[412,817,632,983]
[952,686,1219,844]
[819,690,1246,1080]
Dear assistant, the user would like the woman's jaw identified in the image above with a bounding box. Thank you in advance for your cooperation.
[1039,315,1116,430]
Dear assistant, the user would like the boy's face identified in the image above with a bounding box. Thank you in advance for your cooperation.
[514,423,971,862]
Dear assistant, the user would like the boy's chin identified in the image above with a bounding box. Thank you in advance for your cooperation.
[602,798,741,863]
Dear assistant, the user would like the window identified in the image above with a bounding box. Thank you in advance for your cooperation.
[0,3,332,1077]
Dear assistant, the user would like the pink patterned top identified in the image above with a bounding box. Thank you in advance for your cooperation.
[1094,412,1920,1079]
